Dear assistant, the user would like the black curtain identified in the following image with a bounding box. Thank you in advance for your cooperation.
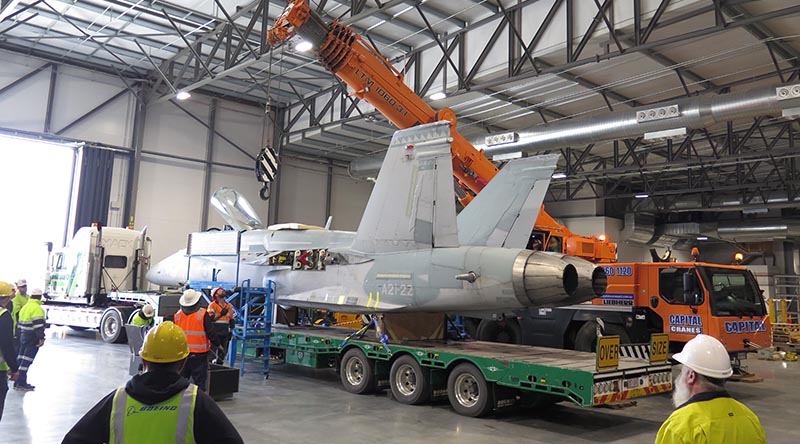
[73,146,115,234]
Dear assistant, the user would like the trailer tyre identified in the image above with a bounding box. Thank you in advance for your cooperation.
[100,308,127,344]
[447,363,493,417]
[476,318,522,344]
[574,321,630,352]
[390,355,431,405]
[340,348,376,394]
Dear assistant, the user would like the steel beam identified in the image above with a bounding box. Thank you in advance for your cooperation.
[201,98,217,230]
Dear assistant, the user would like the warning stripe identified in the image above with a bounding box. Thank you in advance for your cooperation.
[593,383,672,405]
[620,344,650,360]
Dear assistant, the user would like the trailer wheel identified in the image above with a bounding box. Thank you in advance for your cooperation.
[390,355,431,405]
[476,318,522,344]
[574,321,630,352]
[447,363,493,417]
[340,348,376,394]
[100,308,127,344]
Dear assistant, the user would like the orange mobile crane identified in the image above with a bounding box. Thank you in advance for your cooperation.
[266,3,770,376]
[267,0,616,263]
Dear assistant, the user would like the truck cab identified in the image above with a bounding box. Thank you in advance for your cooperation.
[47,226,149,304]
[473,262,770,363]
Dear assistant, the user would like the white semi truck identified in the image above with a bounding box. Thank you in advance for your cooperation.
[44,225,180,343]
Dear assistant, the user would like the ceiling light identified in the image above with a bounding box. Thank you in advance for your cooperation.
[295,40,313,52]
[175,90,191,101]
[634,193,649,199]
[429,92,447,101]
[697,236,708,241]
[552,173,567,179]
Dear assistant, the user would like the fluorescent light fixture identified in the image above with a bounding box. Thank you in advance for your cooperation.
[634,193,649,199]
[429,92,447,101]
[552,173,567,179]
[175,90,191,101]
[697,236,708,241]
[295,40,313,52]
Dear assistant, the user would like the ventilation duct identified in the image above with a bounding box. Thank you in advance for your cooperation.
[635,193,800,213]
[349,83,800,179]
[623,216,800,245]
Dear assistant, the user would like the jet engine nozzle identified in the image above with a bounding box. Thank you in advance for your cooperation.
[512,251,607,307]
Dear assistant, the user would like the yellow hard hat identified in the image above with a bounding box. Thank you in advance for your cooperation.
[139,321,190,363]
[0,281,13,297]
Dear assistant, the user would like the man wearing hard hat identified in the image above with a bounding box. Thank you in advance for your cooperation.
[14,288,45,392]
[131,304,155,328]
[173,289,213,392]
[0,282,20,423]
[63,322,244,443]
[655,334,766,444]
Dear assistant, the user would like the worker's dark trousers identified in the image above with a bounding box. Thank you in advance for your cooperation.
[15,335,38,387]
[181,352,209,392]
[0,371,8,422]
[211,323,232,363]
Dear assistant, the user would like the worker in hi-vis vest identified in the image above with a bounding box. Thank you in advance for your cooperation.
[14,288,45,392]
[0,282,21,423]
[63,321,243,443]
[173,289,213,392]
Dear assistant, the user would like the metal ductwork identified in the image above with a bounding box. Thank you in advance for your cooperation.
[715,220,800,241]
[349,83,800,179]
[622,214,800,245]
[635,193,800,213]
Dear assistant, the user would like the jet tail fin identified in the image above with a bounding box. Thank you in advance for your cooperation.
[352,122,458,253]
[457,154,559,248]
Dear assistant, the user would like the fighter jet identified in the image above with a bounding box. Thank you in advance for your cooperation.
[147,122,607,316]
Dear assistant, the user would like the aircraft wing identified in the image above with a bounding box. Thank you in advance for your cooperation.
[457,154,559,249]
[352,122,458,254]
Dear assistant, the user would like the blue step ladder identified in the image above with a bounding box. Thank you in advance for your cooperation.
[228,279,274,378]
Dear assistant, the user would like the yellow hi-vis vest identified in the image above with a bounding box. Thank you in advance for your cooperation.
[0,307,8,371]
[109,384,198,444]
[655,392,766,444]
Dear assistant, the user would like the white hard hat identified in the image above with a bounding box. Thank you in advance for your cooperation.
[30,288,43,297]
[15,279,27,287]
[179,289,202,307]
[672,334,733,379]
[141,304,155,318]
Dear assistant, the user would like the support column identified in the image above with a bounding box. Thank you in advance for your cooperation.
[43,64,58,133]
[201,98,217,230]
[325,159,333,223]
[123,89,146,228]
[267,106,285,225]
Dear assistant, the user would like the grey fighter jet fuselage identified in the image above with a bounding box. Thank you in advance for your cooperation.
[147,122,607,316]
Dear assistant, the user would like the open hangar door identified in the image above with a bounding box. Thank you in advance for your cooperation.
[0,135,75,288]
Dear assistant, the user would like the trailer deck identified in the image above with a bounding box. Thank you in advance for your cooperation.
[269,325,672,410]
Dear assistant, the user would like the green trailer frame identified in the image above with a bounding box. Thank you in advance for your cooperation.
[268,325,672,417]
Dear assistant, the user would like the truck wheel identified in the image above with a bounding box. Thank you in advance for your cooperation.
[447,363,493,417]
[340,348,376,394]
[574,321,630,352]
[476,318,522,344]
[100,308,128,344]
[390,355,431,405]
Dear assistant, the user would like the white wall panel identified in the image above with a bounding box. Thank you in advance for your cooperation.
[0,68,50,132]
[213,101,265,167]
[330,170,372,231]
[134,157,205,264]
[276,158,328,225]
[142,97,211,159]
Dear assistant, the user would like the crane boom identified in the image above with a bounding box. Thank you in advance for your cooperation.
[267,0,616,263]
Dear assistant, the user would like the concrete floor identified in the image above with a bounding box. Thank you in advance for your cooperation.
[1,328,798,443]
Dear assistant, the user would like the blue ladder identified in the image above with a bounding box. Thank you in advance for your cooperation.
[228,279,274,378]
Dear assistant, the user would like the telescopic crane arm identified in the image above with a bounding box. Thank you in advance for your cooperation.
[267,0,616,262]
[268,0,495,204]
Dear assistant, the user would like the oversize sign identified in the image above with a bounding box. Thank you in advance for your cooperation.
[596,335,620,371]
[649,333,670,364]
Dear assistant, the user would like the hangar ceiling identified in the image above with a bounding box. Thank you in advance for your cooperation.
[1,0,799,220]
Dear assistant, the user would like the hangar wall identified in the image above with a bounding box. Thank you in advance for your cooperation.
[0,49,373,266]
